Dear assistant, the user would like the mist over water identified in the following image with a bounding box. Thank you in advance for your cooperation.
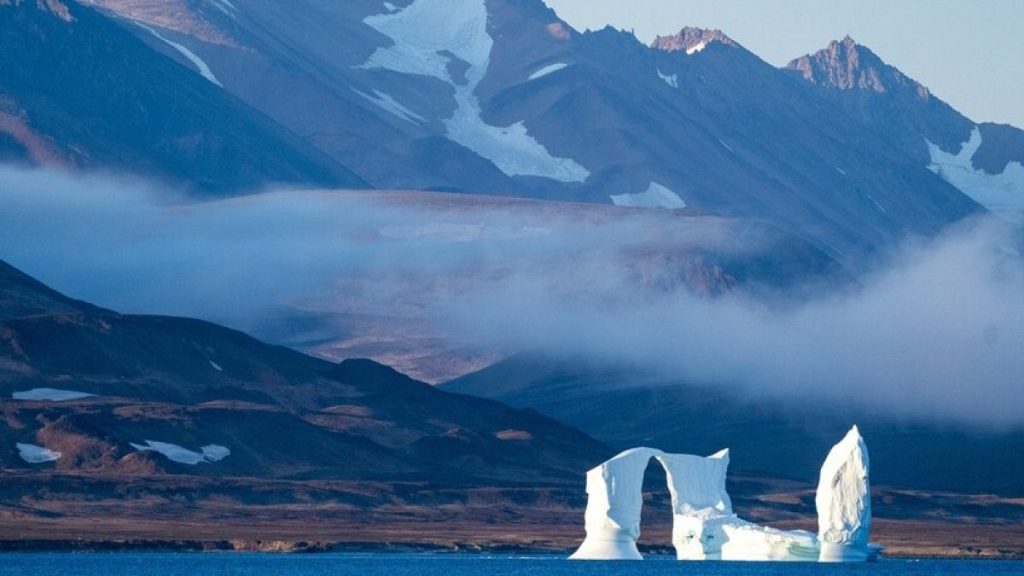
[2,165,1022,427]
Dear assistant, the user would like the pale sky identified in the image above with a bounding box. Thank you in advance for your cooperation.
[544,0,1024,128]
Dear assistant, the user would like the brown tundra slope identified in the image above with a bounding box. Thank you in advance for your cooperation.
[0,258,609,484]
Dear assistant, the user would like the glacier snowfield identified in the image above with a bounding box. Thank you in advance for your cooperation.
[0,554,1021,575]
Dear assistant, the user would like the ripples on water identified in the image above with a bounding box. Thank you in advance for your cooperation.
[0,553,1020,575]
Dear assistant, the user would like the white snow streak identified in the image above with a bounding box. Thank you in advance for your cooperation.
[657,69,678,88]
[361,0,589,182]
[13,388,94,401]
[353,88,425,124]
[17,443,61,463]
[610,182,687,209]
[927,128,1024,220]
[208,0,237,18]
[866,195,886,214]
[528,62,568,81]
[136,23,223,87]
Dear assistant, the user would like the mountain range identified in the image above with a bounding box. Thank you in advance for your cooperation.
[1,0,1023,547]
[3,0,1023,262]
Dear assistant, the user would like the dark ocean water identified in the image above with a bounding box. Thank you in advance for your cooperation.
[0,553,1021,575]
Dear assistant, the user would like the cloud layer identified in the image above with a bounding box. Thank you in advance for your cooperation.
[2,165,1022,427]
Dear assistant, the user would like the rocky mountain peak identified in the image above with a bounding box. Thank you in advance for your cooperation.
[651,27,736,55]
[787,36,930,100]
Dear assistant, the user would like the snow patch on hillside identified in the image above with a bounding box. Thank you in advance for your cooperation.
[354,88,425,124]
[687,41,708,55]
[136,23,222,87]
[201,444,231,462]
[131,440,230,465]
[611,182,687,209]
[13,388,94,401]
[17,443,61,463]
[927,127,1024,219]
[657,69,678,88]
[361,0,589,182]
[528,63,568,80]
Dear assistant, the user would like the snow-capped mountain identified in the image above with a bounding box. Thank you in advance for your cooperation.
[788,36,1024,219]
[60,0,994,264]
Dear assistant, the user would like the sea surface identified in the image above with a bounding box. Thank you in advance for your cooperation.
[0,553,1021,575]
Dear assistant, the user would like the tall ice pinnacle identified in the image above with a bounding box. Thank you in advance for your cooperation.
[815,425,874,561]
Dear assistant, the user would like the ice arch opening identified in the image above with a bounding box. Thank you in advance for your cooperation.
[570,426,877,562]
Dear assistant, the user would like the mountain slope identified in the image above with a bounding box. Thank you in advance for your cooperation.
[0,260,103,320]
[443,353,1024,495]
[0,259,608,483]
[75,0,982,263]
[487,21,980,260]
[787,36,1024,218]
[0,0,365,193]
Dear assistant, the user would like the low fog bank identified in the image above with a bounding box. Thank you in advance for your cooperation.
[2,165,1022,427]
[451,218,1024,427]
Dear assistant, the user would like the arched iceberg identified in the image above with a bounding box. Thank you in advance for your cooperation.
[570,447,662,559]
[570,426,878,562]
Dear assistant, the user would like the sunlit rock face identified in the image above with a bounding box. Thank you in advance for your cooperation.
[816,426,875,562]
[570,426,877,562]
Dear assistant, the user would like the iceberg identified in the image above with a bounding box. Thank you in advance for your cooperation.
[570,426,877,562]
[658,449,732,560]
[816,425,878,562]
[570,447,661,559]
[719,522,820,561]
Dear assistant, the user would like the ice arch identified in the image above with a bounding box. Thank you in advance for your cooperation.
[570,426,877,562]
[569,447,732,560]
